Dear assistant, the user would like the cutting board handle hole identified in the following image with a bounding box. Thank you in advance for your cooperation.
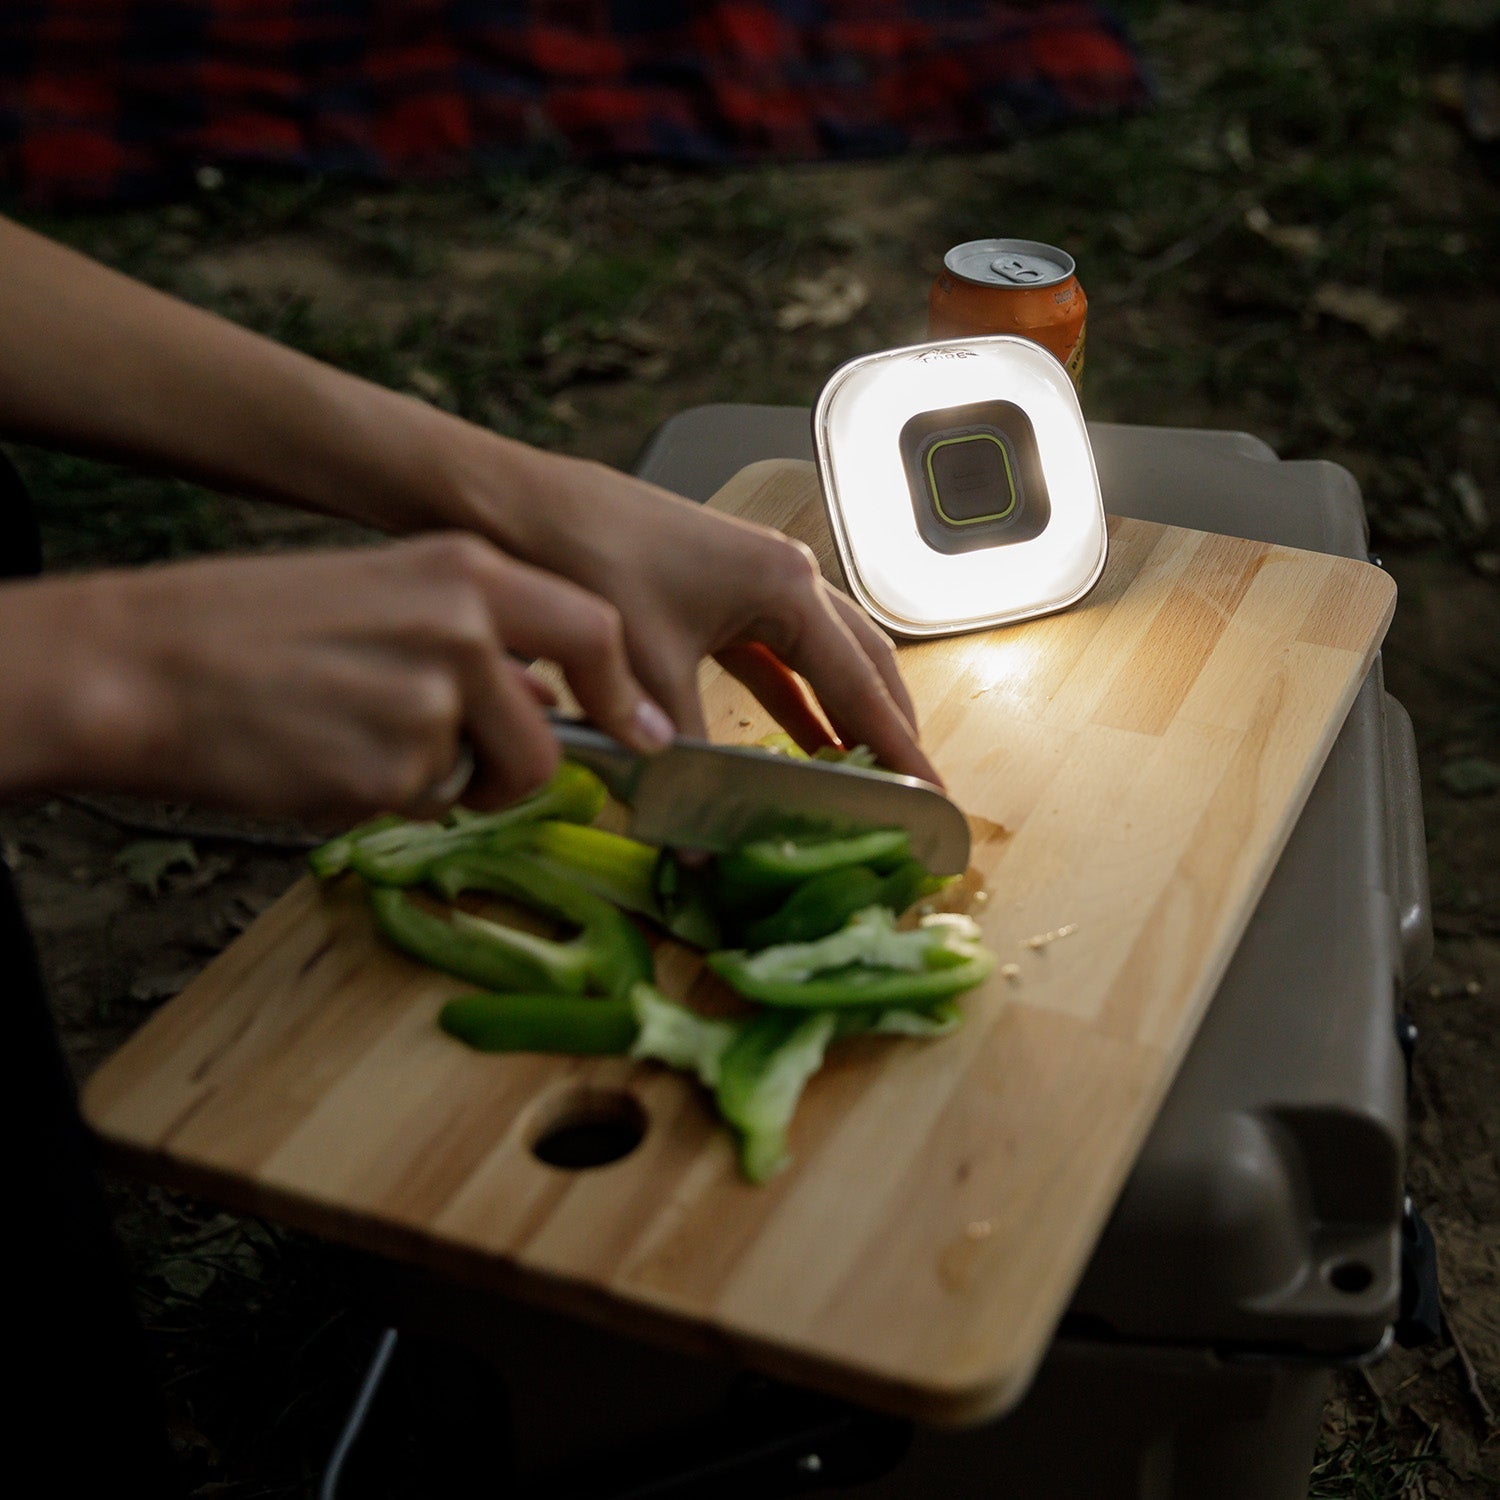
[530,1088,648,1170]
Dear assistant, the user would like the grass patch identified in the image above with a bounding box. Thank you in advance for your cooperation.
[8,447,232,568]
[1309,1400,1447,1499]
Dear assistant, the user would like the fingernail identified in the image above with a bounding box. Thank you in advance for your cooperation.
[631,698,676,752]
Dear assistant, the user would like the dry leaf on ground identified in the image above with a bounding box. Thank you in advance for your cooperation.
[1311,283,1406,338]
[776,270,870,330]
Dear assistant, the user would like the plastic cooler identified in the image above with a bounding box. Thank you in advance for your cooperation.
[329,409,1433,1500]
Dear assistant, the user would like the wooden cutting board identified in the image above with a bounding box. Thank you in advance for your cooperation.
[82,460,1395,1425]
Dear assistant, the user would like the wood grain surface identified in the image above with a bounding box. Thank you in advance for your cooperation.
[82,459,1396,1425]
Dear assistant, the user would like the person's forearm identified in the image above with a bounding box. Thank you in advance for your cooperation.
[0,575,147,800]
[0,214,541,536]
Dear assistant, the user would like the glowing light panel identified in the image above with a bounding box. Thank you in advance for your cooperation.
[813,337,1108,637]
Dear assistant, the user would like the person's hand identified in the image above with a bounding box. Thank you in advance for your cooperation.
[0,534,679,820]
[449,447,942,785]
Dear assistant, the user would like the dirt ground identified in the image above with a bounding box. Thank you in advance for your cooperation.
[1368,546,1500,1496]
[1,1,1497,1495]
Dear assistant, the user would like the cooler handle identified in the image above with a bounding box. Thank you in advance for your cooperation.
[1383,694,1433,985]
[1395,1198,1442,1349]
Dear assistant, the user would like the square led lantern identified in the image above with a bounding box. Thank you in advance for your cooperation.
[812,335,1108,638]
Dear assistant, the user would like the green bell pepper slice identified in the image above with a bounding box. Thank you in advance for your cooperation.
[523,821,656,914]
[524,821,721,950]
[712,827,912,914]
[439,991,638,1055]
[708,907,994,1009]
[875,857,950,917]
[715,1010,838,1183]
[834,998,964,1038]
[740,865,886,950]
[427,849,652,999]
[306,813,405,879]
[438,982,744,1068]
[318,761,606,886]
[709,985,965,1184]
[739,857,948,951]
[649,850,724,951]
[370,886,559,993]
[627,984,743,1086]
[757,734,878,770]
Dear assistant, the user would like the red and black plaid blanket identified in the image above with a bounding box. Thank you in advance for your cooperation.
[0,2,1150,207]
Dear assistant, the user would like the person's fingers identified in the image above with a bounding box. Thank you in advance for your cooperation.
[716,641,838,755]
[254,649,467,820]
[825,588,920,734]
[355,538,560,811]
[321,644,551,818]
[796,617,941,784]
[748,542,942,785]
[510,579,675,750]
[637,649,707,744]
[419,534,675,755]
[451,650,559,812]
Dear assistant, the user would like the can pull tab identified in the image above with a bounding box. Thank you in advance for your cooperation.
[990,256,1044,284]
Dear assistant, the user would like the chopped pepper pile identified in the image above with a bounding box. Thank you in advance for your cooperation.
[309,749,993,1183]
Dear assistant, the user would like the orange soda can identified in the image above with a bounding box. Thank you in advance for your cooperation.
[928,238,1087,389]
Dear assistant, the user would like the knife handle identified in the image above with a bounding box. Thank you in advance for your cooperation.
[548,715,644,805]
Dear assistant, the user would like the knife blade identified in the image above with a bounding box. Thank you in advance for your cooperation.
[551,718,971,876]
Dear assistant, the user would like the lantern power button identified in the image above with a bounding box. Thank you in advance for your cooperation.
[925,432,1018,526]
[898,398,1053,555]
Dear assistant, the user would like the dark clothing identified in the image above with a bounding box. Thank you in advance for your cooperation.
[1,452,182,1493]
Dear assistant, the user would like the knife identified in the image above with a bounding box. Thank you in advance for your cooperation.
[550,718,971,876]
